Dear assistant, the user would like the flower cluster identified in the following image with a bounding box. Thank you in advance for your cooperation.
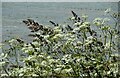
[0,10,119,77]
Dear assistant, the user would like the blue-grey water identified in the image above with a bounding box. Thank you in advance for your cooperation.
[1,2,118,66]
[2,2,118,42]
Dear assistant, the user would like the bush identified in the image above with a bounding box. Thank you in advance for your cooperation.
[0,9,119,77]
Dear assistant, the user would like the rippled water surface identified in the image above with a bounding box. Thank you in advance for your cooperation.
[2,2,118,41]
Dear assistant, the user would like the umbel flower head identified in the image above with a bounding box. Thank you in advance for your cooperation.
[105,8,111,14]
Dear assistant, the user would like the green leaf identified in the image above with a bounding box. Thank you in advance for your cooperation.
[101,26,110,30]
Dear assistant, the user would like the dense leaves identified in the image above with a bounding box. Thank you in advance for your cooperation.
[0,9,119,77]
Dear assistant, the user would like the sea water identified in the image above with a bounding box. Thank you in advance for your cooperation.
[2,2,118,42]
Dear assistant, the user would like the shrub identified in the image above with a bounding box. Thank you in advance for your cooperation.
[0,9,119,77]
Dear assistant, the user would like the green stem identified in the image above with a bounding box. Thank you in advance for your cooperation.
[83,31,87,40]
[14,47,19,67]
[70,63,78,76]
[104,35,107,45]
[2,65,9,76]
[108,30,113,50]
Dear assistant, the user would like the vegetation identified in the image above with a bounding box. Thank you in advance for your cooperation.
[0,9,119,77]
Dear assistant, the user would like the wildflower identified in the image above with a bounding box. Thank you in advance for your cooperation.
[56,65,65,68]
[76,41,83,46]
[73,27,80,32]
[61,68,73,74]
[27,46,34,51]
[0,53,4,57]
[113,13,118,18]
[101,26,110,30]
[94,18,102,21]
[52,34,63,41]
[70,17,75,20]
[32,74,39,77]
[79,24,86,29]
[93,21,101,26]
[19,73,24,76]
[0,43,4,49]
[79,22,90,30]
[54,34,63,38]
[1,74,8,77]
[103,18,110,22]
[38,55,44,58]
[76,58,81,63]
[54,27,62,33]
[93,18,103,26]
[8,39,16,43]
[44,35,50,39]
[0,53,8,59]
[115,35,119,39]
[54,68,62,73]
[83,22,90,26]
[0,61,6,66]
[41,61,47,66]
[84,39,93,46]
[47,56,51,59]
[24,49,29,53]
[8,39,18,45]
[87,36,94,40]
[82,14,88,19]
[74,22,81,26]
[104,41,111,50]
[65,68,73,73]
[32,41,39,46]
[49,59,55,64]
[61,54,72,64]
[27,56,36,60]
[105,8,111,14]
